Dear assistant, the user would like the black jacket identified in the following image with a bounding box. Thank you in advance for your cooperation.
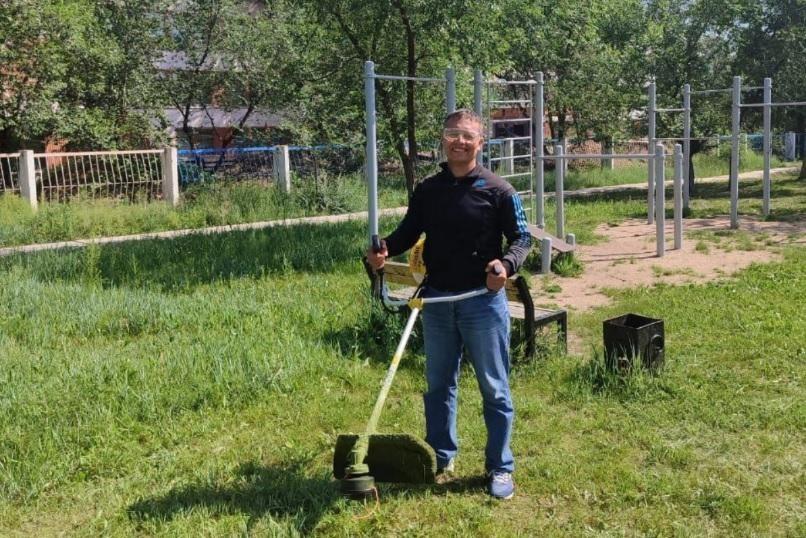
[384,163,531,292]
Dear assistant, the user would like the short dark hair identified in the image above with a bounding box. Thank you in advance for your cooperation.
[443,108,484,132]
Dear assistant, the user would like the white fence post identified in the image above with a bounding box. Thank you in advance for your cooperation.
[19,149,38,211]
[601,137,614,170]
[540,237,552,275]
[161,146,179,206]
[273,145,291,193]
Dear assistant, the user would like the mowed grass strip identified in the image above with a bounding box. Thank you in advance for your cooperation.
[0,181,803,536]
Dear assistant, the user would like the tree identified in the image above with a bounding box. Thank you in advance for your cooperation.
[644,0,737,190]
[731,0,806,178]
[501,0,646,152]
[0,0,72,152]
[156,0,302,150]
[0,0,165,152]
[299,0,499,196]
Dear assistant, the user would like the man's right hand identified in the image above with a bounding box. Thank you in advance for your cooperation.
[366,239,388,271]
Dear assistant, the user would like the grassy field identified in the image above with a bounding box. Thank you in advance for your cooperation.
[0,150,798,248]
[0,176,803,536]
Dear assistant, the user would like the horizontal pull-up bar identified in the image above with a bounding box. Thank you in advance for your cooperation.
[487,79,537,85]
[741,101,806,108]
[770,101,806,107]
[654,136,716,141]
[489,99,531,105]
[489,154,531,162]
[490,118,532,124]
[373,74,445,83]
[690,88,731,95]
[691,86,763,95]
[540,153,657,160]
[500,172,532,180]
[489,136,532,143]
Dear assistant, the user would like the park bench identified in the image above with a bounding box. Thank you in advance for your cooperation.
[363,259,567,359]
[527,225,575,254]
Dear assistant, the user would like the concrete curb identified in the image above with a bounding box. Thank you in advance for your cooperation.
[0,167,798,258]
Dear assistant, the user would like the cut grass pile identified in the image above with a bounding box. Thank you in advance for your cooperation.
[0,176,803,535]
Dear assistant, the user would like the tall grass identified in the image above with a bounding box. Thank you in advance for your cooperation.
[0,178,803,535]
[1,149,797,249]
[0,173,409,248]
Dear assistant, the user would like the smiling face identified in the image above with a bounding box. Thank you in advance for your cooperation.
[442,115,484,168]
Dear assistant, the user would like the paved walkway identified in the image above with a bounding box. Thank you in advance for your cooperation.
[0,166,798,258]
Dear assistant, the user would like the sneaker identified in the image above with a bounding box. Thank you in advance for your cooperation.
[437,458,455,474]
[488,471,514,500]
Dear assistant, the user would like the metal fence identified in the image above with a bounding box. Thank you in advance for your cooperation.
[178,146,274,185]
[0,153,21,194]
[288,145,363,179]
[34,150,164,202]
[177,144,363,186]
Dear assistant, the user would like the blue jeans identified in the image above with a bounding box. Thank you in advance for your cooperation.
[421,286,514,473]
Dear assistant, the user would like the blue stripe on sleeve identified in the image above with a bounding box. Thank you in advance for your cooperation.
[511,193,530,246]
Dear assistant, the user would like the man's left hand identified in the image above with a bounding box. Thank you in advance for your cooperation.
[486,260,507,291]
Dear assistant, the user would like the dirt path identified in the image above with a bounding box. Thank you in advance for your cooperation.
[541,216,804,312]
[533,216,805,352]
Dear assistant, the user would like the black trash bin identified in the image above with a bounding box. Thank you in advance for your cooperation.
[603,313,664,372]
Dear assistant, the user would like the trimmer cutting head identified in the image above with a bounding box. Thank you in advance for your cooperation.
[333,433,437,486]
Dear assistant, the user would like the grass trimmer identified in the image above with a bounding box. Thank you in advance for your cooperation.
[333,236,492,499]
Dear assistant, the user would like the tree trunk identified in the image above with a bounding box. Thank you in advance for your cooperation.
[799,117,806,180]
[687,139,705,197]
[394,0,418,198]
[376,85,412,196]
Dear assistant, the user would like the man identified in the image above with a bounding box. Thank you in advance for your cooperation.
[366,109,531,499]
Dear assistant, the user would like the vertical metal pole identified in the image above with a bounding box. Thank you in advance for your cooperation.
[647,81,656,224]
[474,69,484,166]
[763,77,772,217]
[655,143,665,257]
[730,76,741,229]
[364,61,379,242]
[502,139,514,175]
[535,72,545,228]
[561,137,568,176]
[446,67,456,114]
[674,144,683,249]
[555,144,565,239]
[528,84,535,225]
[683,84,691,209]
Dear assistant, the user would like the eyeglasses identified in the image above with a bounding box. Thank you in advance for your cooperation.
[443,128,482,142]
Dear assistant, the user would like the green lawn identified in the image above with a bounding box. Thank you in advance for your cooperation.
[0,176,803,536]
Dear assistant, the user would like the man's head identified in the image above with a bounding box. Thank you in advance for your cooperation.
[442,109,484,167]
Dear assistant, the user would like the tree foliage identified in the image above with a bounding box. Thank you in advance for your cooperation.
[0,0,165,151]
[1,0,802,180]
